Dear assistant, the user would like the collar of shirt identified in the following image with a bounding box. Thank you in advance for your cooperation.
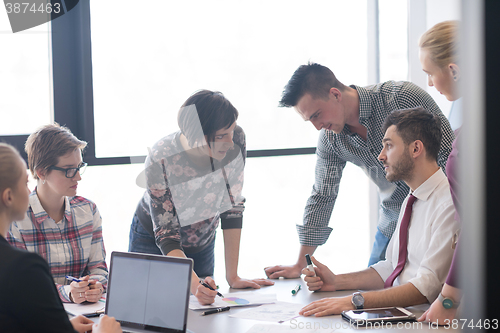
[351,84,373,127]
[410,168,448,203]
[30,188,72,225]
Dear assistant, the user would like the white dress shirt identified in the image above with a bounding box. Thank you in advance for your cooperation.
[371,168,459,302]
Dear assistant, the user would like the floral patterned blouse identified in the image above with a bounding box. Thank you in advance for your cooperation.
[135,126,246,255]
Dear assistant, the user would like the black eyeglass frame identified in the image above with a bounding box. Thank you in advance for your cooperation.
[48,162,88,178]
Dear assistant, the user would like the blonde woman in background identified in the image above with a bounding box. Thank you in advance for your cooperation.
[418,20,462,324]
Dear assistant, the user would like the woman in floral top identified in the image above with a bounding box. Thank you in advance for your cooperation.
[129,90,273,305]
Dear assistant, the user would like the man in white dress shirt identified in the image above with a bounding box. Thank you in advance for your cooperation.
[299,107,459,317]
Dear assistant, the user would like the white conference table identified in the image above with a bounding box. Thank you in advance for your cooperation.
[185,278,458,333]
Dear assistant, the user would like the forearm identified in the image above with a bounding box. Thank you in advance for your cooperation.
[223,228,241,283]
[334,267,384,291]
[363,283,428,309]
[167,249,201,294]
[441,283,461,301]
[296,245,317,267]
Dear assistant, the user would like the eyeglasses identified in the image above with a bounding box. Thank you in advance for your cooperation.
[49,162,87,178]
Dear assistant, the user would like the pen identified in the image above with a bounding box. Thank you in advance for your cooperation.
[84,310,105,318]
[305,254,316,277]
[199,281,224,298]
[66,275,82,283]
[201,306,230,316]
[291,284,301,295]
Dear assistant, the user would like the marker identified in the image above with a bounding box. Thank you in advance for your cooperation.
[200,281,224,298]
[291,284,301,295]
[201,306,230,316]
[305,254,316,277]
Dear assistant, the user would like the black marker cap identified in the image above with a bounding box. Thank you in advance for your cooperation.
[305,254,312,265]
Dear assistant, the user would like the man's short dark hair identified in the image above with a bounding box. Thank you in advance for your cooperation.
[382,107,442,162]
[278,62,347,107]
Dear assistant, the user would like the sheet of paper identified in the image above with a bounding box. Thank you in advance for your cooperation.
[230,301,303,323]
[63,297,106,316]
[189,292,276,310]
[245,323,336,333]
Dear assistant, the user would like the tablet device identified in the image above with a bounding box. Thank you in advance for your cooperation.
[341,307,416,326]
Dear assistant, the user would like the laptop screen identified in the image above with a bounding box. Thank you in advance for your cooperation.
[106,252,193,332]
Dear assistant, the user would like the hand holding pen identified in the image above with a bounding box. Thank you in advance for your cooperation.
[194,276,221,305]
[66,275,103,304]
[199,280,224,297]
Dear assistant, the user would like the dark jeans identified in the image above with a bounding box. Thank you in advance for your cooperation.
[368,228,390,266]
[128,214,215,277]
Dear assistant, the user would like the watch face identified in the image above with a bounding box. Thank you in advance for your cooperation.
[442,298,453,309]
[353,294,364,307]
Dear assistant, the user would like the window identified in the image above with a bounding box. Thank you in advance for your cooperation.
[0,10,51,135]
[89,0,369,157]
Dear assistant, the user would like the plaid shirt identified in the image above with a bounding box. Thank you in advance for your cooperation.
[8,189,108,302]
[298,81,455,246]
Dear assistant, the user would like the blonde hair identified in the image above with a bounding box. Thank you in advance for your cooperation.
[25,124,87,180]
[0,143,24,194]
[419,20,459,68]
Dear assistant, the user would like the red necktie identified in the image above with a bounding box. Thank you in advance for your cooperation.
[384,194,417,288]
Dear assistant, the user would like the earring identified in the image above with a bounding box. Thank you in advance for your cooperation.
[42,179,46,185]
[453,76,457,80]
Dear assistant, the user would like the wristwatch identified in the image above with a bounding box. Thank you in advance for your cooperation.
[438,293,460,309]
[351,292,364,309]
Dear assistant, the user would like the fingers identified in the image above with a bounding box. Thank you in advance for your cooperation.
[299,299,336,317]
[203,276,217,290]
[71,291,87,304]
[84,287,103,303]
[301,267,315,277]
[263,265,281,278]
[94,315,122,333]
[196,278,217,305]
[417,309,429,322]
[254,278,275,286]
[263,265,301,279]
[76,315,93,325]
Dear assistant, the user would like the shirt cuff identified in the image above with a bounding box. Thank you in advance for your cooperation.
[370,260,393,282]
[408,272,442,303]
[296,224,333,246]
[158,239,183,255]
[61,284,72,303]
[221,216,243,229]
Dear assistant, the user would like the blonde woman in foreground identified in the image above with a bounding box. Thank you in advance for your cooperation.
[0,143,121,333]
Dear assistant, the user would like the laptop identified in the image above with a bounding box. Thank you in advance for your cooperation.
[105,251,194,333]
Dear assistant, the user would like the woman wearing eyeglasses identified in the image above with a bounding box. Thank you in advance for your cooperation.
[8,124,108,304]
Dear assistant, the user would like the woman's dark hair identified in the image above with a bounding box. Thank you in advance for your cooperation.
[177,90,238,148]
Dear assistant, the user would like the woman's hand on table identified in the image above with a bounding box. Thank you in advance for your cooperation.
[228,276,275,289]
[418,299,458,325]
[264,264,303,279]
